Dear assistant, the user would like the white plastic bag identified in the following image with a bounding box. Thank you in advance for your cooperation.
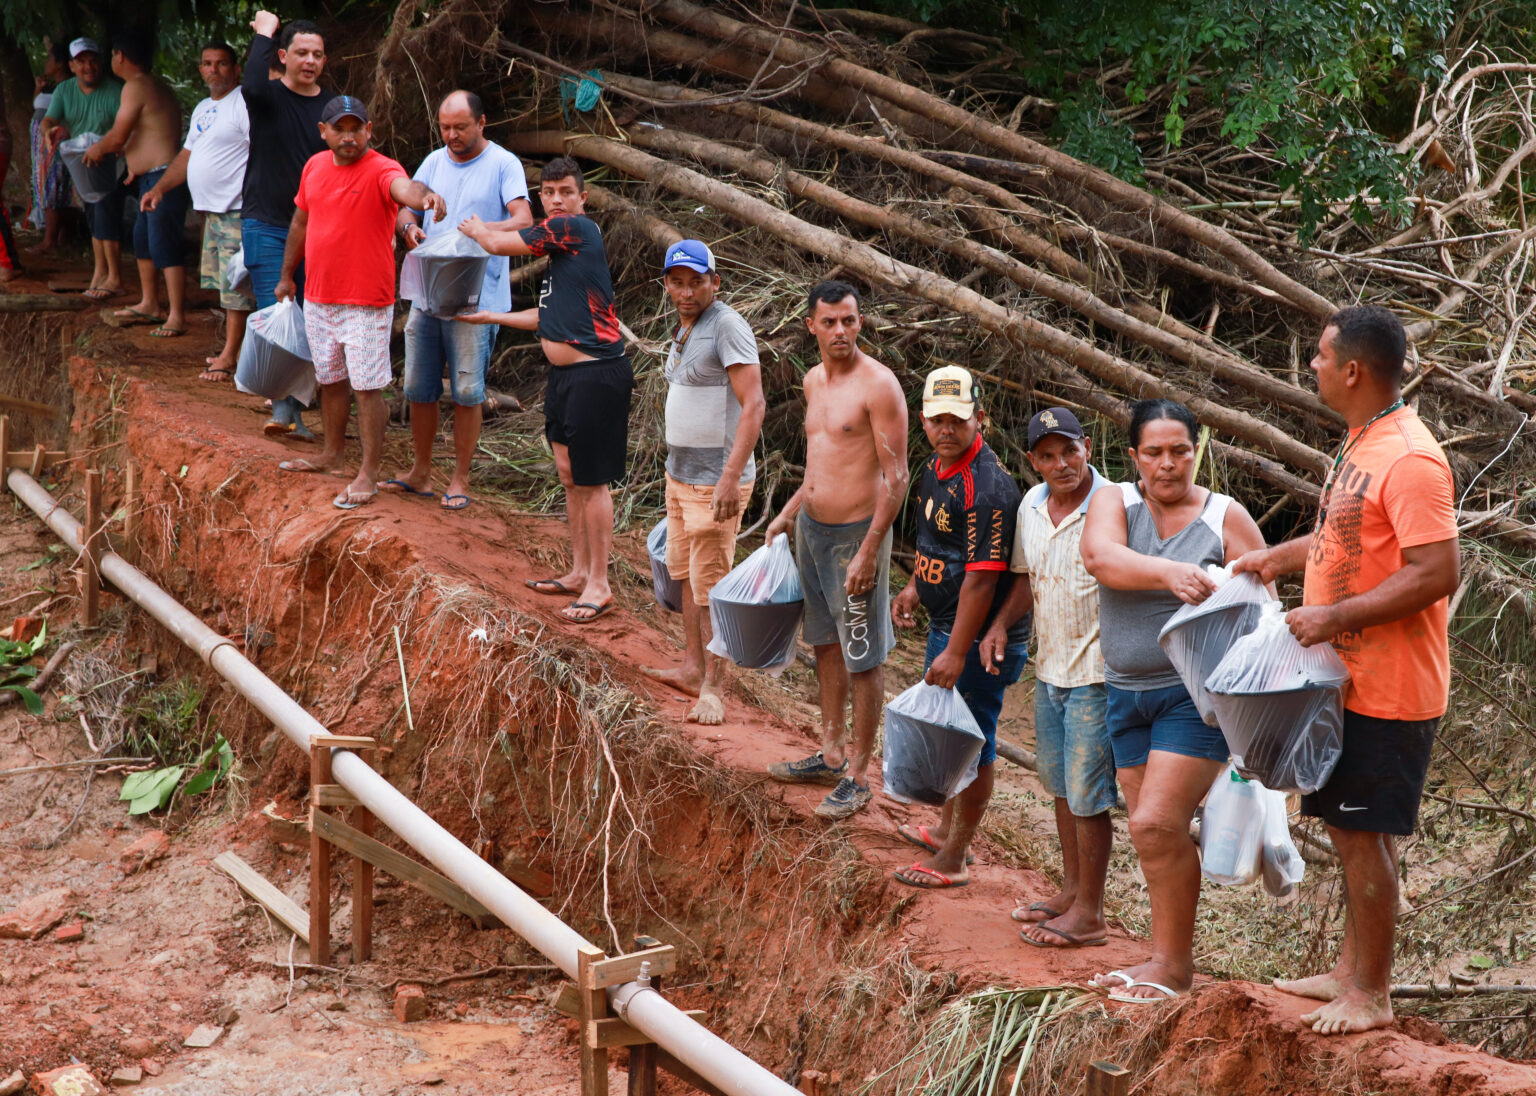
[1260,787,1305,899]
[400,226,491,317]
[706,533,803,674]
[648,519,682,613]
[1200,762,1266,886]
[1204,603,1350,793]
[58,133,124,203]
[224,247,253,299]
[1158,567,1271,725]
[881,681,985,806]
[235,299,317,405]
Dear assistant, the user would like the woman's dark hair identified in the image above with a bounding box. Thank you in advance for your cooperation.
[1128,398,1199,448]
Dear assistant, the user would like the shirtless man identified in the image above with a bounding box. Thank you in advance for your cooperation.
[766,280,909,819]
[84,33,188,338]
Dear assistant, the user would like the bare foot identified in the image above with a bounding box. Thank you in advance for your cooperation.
[1013,887,1076,924]
[1020,908,1108,948]
[1303,988,1393,1035]
[640,664,703,697]
[1274,971,1348,1002]
[1092,959,1191,999]
[686,689,725,725]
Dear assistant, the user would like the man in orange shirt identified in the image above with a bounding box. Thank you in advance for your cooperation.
[1236,305,1459,1036]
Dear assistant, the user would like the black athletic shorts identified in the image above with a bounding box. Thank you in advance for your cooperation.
[1301,710,1438,836]
[543,355,633,487]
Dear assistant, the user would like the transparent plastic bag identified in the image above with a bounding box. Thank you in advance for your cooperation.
[224,247,253,299]
[706,533,803,674]
[648,519,682,614]
[1158,567,1272,725]
[235,299,317,405]
[58,133,124,203]
[1260,786,1305,899]
[1200,763,1265,886]
[1204,604,1350,793]
[881,681,986,806]
[400,226,491,317]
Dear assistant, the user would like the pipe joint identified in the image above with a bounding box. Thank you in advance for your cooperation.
[609,979,660,1023]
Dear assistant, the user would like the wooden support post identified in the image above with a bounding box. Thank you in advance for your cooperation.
[123,463,140,566]
[309,744,333,965]
[577,944,610,1096]
[0,417,9,493]
[29,445,45,477]
[1085,1061,1131,1096]
[627,939,660,1096]
[82,469,102,628]
[351,747,375,962]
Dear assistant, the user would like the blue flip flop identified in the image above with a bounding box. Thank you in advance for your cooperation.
[383,478,435,499]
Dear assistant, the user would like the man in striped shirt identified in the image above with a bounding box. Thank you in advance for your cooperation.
[980,407,1116,948]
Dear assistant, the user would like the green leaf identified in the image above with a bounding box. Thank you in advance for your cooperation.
[119,766,183,813]
[1468,954,1495,970]
[2,685,43,715]
[182,769,218,796]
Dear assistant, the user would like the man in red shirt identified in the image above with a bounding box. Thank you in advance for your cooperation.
[274,96,444,508]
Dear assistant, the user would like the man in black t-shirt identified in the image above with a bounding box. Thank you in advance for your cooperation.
[890,366,1030,889]
[242,9,335,441]
[459,157,633,625]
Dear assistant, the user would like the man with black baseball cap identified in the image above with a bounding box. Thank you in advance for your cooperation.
[981,405,1117,947]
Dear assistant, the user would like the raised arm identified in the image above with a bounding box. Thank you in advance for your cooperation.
[1232,534,1311,585]
[243,13,281,100]
[454,307,539,329]
[388,176,445,220]
[844,368,911,597]
[458,214,536,257]
[1080,488,1218,604]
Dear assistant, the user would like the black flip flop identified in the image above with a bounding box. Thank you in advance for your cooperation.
[563,601,614,624]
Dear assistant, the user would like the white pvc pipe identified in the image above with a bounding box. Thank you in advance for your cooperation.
[7,470,798,1096]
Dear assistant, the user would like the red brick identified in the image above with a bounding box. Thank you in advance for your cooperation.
[52,923,84,944]
[393,984,427,1022]
[118,831,170,875]
[0,888,74,941]
[30,1065,106,1096]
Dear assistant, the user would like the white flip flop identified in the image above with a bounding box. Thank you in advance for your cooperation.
[1091,969,1136,990]
[1108,980,1182,1004]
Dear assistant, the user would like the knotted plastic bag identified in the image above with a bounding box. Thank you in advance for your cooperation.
[1260,786,1305,899]
[1204,603,1350,793]
[648,519,682,614]
[882,681,986,806]
[706,533,803,674]
[58,133,124,203]
[1158,566,1272,725]
[224,247,253,299]
[400,226,491,317]
[235,299,317,406]
[1200,763,1266,886]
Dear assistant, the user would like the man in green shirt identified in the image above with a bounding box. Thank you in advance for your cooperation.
[40,39,125,299]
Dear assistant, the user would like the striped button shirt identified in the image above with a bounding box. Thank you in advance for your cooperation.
[1008,467,1110,688]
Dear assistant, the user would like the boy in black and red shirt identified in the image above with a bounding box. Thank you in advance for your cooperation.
[459,156,633,624]
[891,366,1030,888]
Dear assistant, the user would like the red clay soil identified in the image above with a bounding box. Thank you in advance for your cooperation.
[4,255,1535,1094]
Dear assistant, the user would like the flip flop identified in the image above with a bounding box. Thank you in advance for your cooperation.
[893,862,968,889]
[440,494,471,511]
[896,823,974,865]
[562,601,614,623]
[199,367,233,383]
[1018,924,1108,949]
[525,578,578,596]
[110,306,163,324]
[1011,902,1064,923]
[82,287,121,300]
[279,459,340,474]
[382,478,435,499]
[1091,970,1136,991]
[333,489,378,511]
[1107,981,1181,1004]
[149,325,186,338]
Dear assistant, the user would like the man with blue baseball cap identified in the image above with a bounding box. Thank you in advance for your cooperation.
[640,238,765,725]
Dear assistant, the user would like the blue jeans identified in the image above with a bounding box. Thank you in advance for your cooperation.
[1106,682,1230,768]
[242,217,309,426]
[403,308,493,405]
[924,628,1028,767]
[1035,682,1115,816]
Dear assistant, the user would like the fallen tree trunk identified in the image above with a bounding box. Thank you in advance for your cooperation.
[0,294,88,312]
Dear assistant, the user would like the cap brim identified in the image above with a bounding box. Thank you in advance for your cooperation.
[923,399,975,419]
[1029,427,1084,448]
[663,259,713,275]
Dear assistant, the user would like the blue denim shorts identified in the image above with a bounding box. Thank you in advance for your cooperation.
[923,628,1027,768]
[1106,682,1230,768]
[403,308,495,406]
[134,168,189,269]
[1034,682,1115,816]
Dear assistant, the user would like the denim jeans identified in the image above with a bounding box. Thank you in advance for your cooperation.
[242,217,309,428]
[402,308,493,405]
[923,628,1028,767]
[1034,682,1115,816]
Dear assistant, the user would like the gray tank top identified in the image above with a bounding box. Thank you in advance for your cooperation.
[1099,482,1232,691]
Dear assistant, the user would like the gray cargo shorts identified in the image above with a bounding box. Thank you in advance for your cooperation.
[794,512,895,674]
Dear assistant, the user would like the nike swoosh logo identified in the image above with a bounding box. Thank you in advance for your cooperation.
[1338,805,1368,812]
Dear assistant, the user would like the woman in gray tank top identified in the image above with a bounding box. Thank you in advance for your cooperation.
[1078,399,1267,1001]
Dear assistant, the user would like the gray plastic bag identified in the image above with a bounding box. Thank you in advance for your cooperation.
[706,533,803,674]
[881,681,985,806]
[648,519,682,613]
[400,226,491,317]
[1158,568,1271,725]
[235,299,317,405]
[58,133,124,204]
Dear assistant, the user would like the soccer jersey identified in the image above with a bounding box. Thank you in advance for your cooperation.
[517,215,622,359]
[912,435,1028,640]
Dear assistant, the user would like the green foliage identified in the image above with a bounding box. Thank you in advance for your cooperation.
[125,676,208,763]
[118,735,233,814]
[0,620,48,715]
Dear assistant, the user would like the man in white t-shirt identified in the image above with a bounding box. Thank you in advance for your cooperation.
[141,41,254,381]
[388,89,531,510]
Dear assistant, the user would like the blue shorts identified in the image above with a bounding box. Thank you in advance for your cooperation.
[133,168,189,269]
[403,308,494,406]
[86,184,127,242]
[1106,682,1229,768]
[923,628,1028,768]
[1035,682,1116,816]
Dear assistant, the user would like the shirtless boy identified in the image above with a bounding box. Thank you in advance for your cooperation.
[766,280,909,819]
[85,34,188,338]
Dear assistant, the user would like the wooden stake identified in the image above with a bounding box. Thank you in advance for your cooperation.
[309,744,333,965]
[123,463,140,566]
[351,747,375,962]
[1085,1061,1131,1096]
[577,944,610,1096]
[82,469,102,628]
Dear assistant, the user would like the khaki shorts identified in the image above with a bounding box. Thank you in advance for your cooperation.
[200,210,256,311]
[665,473,753,606]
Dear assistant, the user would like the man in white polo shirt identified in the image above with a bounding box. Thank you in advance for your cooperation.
[980,407,1115,948]
[141,40,254,380]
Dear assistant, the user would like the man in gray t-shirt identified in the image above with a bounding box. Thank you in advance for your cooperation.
[640,240,766,725]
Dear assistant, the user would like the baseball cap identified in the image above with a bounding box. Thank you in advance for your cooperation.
[922,365,978,420]
[1027,406,1086,450]
[69,38,100,58]
[320,96,368,125]
[662,239,715,275]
